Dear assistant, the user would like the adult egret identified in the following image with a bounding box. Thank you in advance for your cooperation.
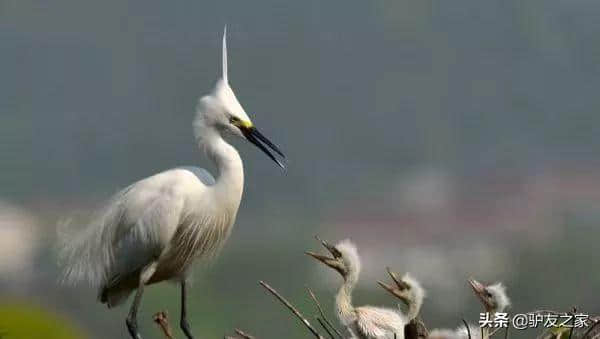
[306,238,424,339]
[60,27,285,339]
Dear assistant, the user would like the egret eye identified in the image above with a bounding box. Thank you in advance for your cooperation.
[229,116,241,124]
[331,247,343,258]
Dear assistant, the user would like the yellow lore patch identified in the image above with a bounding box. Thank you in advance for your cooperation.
[239,120,253,128]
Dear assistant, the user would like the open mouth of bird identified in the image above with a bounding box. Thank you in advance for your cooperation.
[305,236,340,260]
[468,278,490,306]
[241,126,286,169]
[304,236,347,276]
[378,267,410,293]
[468,278,485,294]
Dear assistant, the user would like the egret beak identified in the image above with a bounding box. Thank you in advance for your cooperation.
[315,235,342,258]
[468,278,496,312]
[385,267,410,290]
[468,278,485,295]
[305,236,346,276]
[241,125,285,169]
[378,267,410,304]
[305,236,339,266]
[378,281,410,304]
[468,278,489,306]
[305,251,336,266]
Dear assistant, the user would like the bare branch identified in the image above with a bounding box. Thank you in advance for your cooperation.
[225,329,254,339]
[153,311,175,339]
[233,329,256,339]
[462,319,472,339]
[259,280,324,339]
[307,287,343,338]
[317,317,335,339]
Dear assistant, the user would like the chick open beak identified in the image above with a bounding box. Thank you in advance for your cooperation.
[316,236,342,258]
[305,236,343,271]
[378,267,410,302]
[240,125,285,169]
[468,278,489,305]
[468,278,497,312]
[468,278,485,295]
[305,251,335,266]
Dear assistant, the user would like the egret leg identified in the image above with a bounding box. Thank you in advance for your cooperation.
[126,262,157,339]
[180,279,195,339]
[126,285,144,339]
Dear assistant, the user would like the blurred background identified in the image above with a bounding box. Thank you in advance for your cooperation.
[2,0,600,338]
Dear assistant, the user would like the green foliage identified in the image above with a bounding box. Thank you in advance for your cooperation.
[0,302,87,339]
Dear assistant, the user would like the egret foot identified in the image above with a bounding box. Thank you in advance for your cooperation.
[180,318,195,339]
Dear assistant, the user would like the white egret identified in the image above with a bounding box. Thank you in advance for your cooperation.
[428,279,510,339]
[59,27,285,339]
[467,278,510,315]
[377,267,426,323]
[306,238,424,339]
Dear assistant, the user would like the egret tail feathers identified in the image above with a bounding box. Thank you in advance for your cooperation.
[57,185,132,288]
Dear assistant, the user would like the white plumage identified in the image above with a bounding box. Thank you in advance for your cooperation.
[59,27,285,339]
[307,239,425,339]
[428,324,481,339]
[428,279,511,339]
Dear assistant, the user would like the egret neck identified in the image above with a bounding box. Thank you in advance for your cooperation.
[199,127,244,209]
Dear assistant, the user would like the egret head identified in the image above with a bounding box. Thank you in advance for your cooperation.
[306,237,361,281]
[378,270,426,308]
[468,278,511,313]
[194,26,285,168]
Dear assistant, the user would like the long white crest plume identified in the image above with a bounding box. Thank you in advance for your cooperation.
[222,25,228,83]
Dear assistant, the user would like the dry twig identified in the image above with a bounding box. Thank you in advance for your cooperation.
[227,329,256,339]
[462,319,472,339]
[316,317,335,339]
[153,311,175,339]
[235,329,255,339]
[307,287,343,338]
[259,280,324,339]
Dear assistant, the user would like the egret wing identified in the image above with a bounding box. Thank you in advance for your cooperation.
[178,166,216,186]
[108,182,184,278]
[60,169,206,287]
[107,168,213,280]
